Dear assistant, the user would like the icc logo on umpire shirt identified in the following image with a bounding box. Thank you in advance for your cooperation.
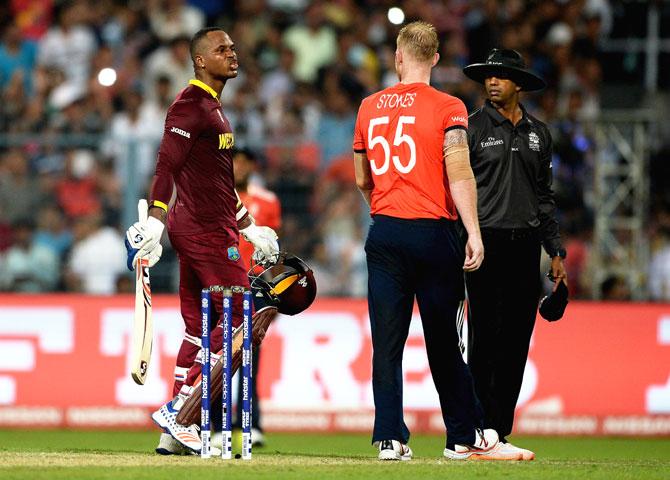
[528,131,541,152]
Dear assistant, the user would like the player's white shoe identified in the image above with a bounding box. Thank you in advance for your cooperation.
[443,428,506,460]
[209,428,265,452]
[251,427,266,447]
[377,439,413,461]
[151,400,201,452]
[156,432,191,455]
[155,431,222,456]
[501,442,535,460]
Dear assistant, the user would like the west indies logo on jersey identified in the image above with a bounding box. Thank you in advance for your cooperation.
[218,133,234,149]
[227,246,240,262]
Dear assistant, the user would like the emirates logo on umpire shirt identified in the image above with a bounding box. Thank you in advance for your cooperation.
[481,137,503,149]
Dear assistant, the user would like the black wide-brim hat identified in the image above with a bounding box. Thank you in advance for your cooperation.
[463,48,546,92]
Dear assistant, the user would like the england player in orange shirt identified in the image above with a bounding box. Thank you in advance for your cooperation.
[354,22,517,461]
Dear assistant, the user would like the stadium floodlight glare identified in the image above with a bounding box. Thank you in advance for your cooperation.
[98,68,117,87]
[387,7,405,25]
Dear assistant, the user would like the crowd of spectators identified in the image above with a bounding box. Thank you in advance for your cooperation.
[0,0,667,300]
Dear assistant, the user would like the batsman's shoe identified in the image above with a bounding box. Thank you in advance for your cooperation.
[377,439,412,461]
[502,442,535,461]
[210,431,234,454]
[251,427,266,447]
[443,428,501,460]
[156,432,191,455]
[155,431,222,456]
[151,401,201,452]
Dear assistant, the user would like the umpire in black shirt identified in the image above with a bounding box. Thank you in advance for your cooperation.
[462,49,568,460]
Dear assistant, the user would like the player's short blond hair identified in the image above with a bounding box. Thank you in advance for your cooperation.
[396,21,439,63]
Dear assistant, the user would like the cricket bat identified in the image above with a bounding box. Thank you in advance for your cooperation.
[131,199,153,385]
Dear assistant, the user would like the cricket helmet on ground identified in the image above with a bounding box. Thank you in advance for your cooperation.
[249,252,316,315]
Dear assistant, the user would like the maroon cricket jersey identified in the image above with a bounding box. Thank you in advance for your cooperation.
[151,80,237,238]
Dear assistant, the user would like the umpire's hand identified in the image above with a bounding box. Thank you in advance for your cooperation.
[550,256,568,292]
[463,235,484,272]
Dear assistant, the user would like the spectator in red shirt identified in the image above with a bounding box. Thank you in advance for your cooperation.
[231,147,281,447]
[54,149,100,219]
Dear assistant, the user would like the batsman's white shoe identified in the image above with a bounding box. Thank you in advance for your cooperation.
[210,431,222,449]
[502,442,535,461]
[443,428,503,460]
[251,427,266,447]
[156,432,192,455]
[209,431,231,453]
[151,400,201,452]
[377,439,412,461]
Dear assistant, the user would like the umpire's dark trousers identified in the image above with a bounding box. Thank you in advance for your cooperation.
[465,228,541,441]
[366,215,483,447]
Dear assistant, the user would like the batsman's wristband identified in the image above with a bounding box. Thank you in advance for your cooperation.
[151,200,169,212]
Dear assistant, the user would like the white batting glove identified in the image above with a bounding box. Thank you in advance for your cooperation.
[125,216,165,271]
[240,223,279,263]
[143,243,163,268]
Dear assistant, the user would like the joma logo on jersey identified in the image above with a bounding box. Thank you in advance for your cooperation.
[170,127,190,138]
[218,133,234,149]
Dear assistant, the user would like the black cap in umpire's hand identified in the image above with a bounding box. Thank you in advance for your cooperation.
[539,281,568,322]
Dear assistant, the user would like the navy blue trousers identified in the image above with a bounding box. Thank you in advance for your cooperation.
[365,215,483,447]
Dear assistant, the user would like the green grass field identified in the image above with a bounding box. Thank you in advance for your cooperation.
[1,430,669,479]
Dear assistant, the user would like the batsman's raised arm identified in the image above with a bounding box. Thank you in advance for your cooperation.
[444,127,483,272]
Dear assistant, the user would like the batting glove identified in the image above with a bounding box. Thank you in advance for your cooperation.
[125,216,165,271]
[240,223,279,263]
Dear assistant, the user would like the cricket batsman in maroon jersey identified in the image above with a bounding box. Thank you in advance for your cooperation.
[124,27,279,454]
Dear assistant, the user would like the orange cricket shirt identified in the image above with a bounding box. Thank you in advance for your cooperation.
[238,184,281,269]
[353,82,468,220]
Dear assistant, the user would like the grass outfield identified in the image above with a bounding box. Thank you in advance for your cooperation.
[1,430,669,479]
